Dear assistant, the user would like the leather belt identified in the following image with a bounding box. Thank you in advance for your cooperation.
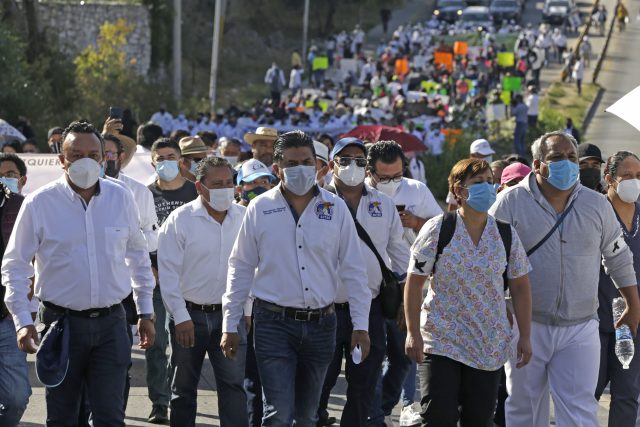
[43,301,121,319]
[255,299,334,322]
[334,302,350,310]
[186,301,222,313]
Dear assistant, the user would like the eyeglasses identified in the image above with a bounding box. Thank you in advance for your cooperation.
[374,172,403,184]
[336,157,367,168]
[0,172,20,179]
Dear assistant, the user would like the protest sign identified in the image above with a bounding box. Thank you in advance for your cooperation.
[497,52,515,67]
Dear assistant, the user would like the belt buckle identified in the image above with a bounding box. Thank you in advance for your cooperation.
[294,310,312,321]
[89,311,100,318]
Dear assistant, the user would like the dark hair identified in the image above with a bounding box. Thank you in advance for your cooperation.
[490,159,510,170]
[195,156,234,183]
[0,153,27,177]
[151,137,181,157]
[219,137,242,149]
[448,158,492,202]
[366,140,407,173]
[137,122,163,149]
[102,133,124,154]
[197,131,218,147]
[604,151,640,179]
[61,121,104,151]
[503,154,531,167]
[170,129,190,143]
[318,133,334,149]
[2,141,22,153]
[273,130,315,163]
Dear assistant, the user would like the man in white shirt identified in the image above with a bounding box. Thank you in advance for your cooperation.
[221,130,372,426]
[317,138,410,427]
[158,157,247,426]
[2,121,156,425]
[365,141,442,427]
[150,106,175,136]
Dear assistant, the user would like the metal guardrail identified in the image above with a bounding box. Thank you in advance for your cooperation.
[592,7,617,83]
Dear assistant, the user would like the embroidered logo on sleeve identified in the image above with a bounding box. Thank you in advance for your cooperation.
[315,202,334,220]
[368,201,383,217]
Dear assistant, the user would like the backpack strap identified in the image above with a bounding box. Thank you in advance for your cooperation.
[433,212,457,274]
[496,220,512,291]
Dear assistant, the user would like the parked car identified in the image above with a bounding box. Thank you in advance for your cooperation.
[542,0,576,24]
[489,0,522,22]
[433,0,466,23]
[459,6,494,30]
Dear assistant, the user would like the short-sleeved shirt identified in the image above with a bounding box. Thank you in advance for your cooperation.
[148,180,198,227]
[409,213,532,370]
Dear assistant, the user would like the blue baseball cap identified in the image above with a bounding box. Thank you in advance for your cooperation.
[36,315,70,388]
[236,159,276,185]
[330,137,366,160]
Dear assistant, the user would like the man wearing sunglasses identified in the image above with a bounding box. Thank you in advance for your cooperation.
[317,137,410,427]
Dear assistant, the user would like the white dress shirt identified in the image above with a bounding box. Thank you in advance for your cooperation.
[2,177,155,330]
[332,183,410,303]
[389,178,443,247]
[158,198,245,325]
[222,185,372,333]
[116,173,159,252]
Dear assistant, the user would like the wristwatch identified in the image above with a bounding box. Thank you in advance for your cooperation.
[139,313,155,321]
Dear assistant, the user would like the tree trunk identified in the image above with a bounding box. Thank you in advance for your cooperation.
[323,0,338,36]
[1,0,21,30]
[23,0,42,62]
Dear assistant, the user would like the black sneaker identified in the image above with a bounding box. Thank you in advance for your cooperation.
[148,405,169,424]
[317,416,337,426]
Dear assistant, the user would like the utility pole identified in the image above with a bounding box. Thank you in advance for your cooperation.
[209,0,223,111]
[172,0,182,103]
[302,0,310,63]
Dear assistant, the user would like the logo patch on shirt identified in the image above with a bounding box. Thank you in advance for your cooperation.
[315,202,334,220]
[368,201,383,217]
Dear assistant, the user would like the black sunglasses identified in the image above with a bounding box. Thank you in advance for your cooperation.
[336,157,367,168]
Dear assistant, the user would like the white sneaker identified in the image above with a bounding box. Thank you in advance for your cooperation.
[384,414,395,427]
[399,403,422,427]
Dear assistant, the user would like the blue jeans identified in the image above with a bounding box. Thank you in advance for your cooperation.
[40,303,131,426]
[319,299,386,427]
[514,122,528,157]
[169,309,247,426]
[0,316,31,425]
[401,361,417,408]
[253,304,337,427]
[145,287,171,407]
[245,324,263,427]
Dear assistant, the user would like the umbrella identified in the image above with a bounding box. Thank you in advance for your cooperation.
[605,85,640,132]
[340,125,426,152]
[0,119,26,142]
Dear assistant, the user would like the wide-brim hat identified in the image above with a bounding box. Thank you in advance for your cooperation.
[117,134,138,169]
[179,136,208,156]
[243,127,278,145]
[36,315,70,388]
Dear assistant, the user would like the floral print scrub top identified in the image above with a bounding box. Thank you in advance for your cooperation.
[409,213,532,371]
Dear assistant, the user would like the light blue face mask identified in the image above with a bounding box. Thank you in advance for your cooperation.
[0,177,20,193]
[465,182,497,213]
[543,159,579,190]
[189,159,199,176]
[156,160,180,182]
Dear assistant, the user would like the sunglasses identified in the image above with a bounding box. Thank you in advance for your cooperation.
[336,157,367,168]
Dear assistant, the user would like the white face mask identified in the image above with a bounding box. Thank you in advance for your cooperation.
[207,187,235,212]
[67,158,101,189]
[376,179,401,197]
[223,156,239,167]
[616,178,640,204]
[337,163,366,187]
[283,165,316,196]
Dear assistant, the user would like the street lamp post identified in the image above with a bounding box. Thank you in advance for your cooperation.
[302,0,310,63]
[209,0,223,111]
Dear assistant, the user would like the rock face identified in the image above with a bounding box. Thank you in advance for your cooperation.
[38,1,151,75]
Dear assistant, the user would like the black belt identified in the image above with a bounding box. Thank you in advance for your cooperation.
[42,301,121,319]
[255,299,334,322]
[186,301,222,312]
[335,302,350,310]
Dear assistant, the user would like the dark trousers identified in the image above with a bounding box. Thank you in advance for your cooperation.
[145,287,171,408]
[595,330,640,427]
[40,304,130,427]
[168,309,247,426]
[318,299,386,427]
[270,91,281,106]
[419,354,501,427]
[245,324,263,427]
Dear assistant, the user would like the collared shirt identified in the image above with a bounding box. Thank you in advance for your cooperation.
[331,182,410,302]
[158,198,245,324]
[2,177,155,330]
[115,173,159,252]
[222,184,372,333]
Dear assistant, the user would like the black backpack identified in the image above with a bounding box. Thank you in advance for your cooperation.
[434,212,512,291]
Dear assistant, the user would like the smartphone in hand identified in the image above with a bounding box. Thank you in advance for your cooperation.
[109,106,124,120]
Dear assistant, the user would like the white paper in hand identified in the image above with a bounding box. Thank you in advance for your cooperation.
[352,344,362,365]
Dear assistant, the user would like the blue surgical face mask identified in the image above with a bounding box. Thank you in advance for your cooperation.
[464,182,497,213]
[156,160,180,182]
[0,177,20,193]
[542,159,579,190]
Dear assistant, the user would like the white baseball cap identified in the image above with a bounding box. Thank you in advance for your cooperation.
[236,159,275,185]
[313,141,329,165]
[470,139,495,156]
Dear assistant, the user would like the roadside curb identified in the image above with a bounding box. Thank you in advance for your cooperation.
[582,85,605,134]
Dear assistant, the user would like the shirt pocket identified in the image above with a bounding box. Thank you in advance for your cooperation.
[105,226,128,260]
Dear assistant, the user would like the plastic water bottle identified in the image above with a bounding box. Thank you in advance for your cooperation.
[613,297,634,369]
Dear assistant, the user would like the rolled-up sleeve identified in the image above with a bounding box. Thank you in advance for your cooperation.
[338,209,371,332]
[223,206,259,333]
[388,206,410,275]
[2,200,38,330]
[157,213,190,324]
[601,202,636,288]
